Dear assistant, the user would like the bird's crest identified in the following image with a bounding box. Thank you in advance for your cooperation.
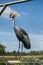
[10,11,17,17]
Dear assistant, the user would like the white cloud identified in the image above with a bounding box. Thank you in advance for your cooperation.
[29,34,43,39]
[0,42,7,47]
[0,32,15,36]
[20,12,28,16]
[29,34,43,51]
[11,42,18,45]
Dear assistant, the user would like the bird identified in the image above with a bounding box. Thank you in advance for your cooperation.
[10,12,31,52]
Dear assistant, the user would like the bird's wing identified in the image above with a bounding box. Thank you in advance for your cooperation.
[20,28,28,36]
[19,27,30,41]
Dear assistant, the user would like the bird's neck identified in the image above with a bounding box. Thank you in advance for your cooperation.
[12,19,16,27]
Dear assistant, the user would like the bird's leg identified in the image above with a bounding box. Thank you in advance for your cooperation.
[21,43,23,53]
[18,41,20,52]
[19,43,23,58]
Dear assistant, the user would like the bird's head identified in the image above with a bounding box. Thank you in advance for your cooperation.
[10,11,20,25]
[10,11,18,20]
[10,12,17,20]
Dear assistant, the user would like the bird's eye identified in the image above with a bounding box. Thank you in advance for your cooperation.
[10,14,13,18]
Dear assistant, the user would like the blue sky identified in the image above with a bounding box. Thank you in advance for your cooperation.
[0,0,43,52]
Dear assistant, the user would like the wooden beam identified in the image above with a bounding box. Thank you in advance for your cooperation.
[0,0,32,7]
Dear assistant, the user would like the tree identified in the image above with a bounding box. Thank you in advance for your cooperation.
[0,44,6,55]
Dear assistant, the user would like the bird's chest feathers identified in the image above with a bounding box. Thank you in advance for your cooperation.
[14,27,23,37]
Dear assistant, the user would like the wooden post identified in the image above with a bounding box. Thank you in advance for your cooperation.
[6,62,7,65]
[33,62,35,65]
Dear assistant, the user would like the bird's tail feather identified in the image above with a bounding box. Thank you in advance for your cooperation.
[24,43,31,49]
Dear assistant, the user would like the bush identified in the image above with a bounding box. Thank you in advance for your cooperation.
[0,62,6,65]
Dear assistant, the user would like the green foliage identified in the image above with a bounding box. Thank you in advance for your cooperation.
[0,61,6,65]
[0,44,6,55]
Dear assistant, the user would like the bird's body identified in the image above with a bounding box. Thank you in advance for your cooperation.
[10,13,31,52]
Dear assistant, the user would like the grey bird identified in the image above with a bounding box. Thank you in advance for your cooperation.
[10,12,31,52]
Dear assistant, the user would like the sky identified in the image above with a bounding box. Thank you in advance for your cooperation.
[0,0,43,52]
